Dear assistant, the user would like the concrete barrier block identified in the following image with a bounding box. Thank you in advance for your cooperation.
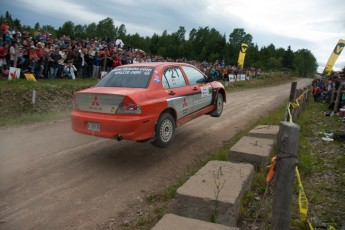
[247,125,279,140]
[229,136,275,166]
[174,161,254,227]
[152,214,239,230]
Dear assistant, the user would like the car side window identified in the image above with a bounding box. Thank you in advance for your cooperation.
[162,67,186,89]
[181,66,205,85]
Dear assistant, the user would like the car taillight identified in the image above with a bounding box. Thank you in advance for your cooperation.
[116,102,142,114]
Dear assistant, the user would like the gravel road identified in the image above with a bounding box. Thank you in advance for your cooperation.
[0,79,312,230]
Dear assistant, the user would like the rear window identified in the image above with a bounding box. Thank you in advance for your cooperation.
[96,67,154,88]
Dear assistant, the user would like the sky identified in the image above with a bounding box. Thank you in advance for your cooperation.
[2,0,345,73]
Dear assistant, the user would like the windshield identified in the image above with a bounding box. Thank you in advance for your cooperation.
[96,67,154,88]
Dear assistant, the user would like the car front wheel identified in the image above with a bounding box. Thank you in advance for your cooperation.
[151,113,175,147]
[211,93,224,117]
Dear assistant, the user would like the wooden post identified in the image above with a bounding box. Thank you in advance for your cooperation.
[286,82,297,122]
[330,83,336,104]
[333,84,344,113]
[272,121,300,230]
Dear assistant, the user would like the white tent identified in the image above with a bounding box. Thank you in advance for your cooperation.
[115,39,124,48]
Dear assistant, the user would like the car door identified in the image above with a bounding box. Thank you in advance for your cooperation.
[162,66,194,120]
[181,65,213,112]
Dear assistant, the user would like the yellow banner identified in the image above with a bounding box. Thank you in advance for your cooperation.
[237,43,248,68]
[324,39,345,76]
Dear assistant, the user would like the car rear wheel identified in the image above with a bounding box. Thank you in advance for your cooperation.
[151,113,175,147]
[211,93,224,117]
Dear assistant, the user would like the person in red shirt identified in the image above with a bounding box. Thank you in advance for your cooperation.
[1,20,10,37]
[312,85,322,102]
[0,42,8,69]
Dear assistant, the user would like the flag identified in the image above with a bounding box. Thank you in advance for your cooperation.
[323,39,345,76]
[237,43,248,68]
[8,67,21,80]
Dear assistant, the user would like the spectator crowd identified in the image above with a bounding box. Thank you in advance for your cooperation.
[0,20,263,81]
[312,72,345,123]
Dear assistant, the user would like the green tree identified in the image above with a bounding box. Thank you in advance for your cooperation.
[228,28,253,65]
[293,49,318,77]
[97,17,115,40]
[58,21,75,38]
[229,28,253,48]
[282,46,294,70]
[85,22,97,39]
[115,24,127,40]
[74,24,86,39]
[34,22,40,30]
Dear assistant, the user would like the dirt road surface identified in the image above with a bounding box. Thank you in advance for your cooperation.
[0,79,312,230]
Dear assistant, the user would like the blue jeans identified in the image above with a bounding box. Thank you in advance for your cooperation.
[49,66,59,79]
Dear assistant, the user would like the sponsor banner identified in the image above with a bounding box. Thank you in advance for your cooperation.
[228,74,247,82]
[323,39,345,76]
[237,43,248,68]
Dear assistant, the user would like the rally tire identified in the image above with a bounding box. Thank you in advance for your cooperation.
[211,93,224,117]
[151,113,175,148]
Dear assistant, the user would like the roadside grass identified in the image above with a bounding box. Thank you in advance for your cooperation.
[0,78,97,127]
[223,72,297,90]
[131,98,345,230]
[239,101,345,230]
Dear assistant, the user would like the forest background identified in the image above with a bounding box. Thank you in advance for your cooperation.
[1,11,319,77]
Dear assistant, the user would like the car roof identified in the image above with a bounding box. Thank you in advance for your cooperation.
[118,62,192,68]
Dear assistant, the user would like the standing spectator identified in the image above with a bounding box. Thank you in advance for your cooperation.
[48,47,61,79]
[57,47,66,78]
[85,52,93,77]
[9,41,16,67]
[92,52,101,78]
[79,48,87,78]
[65,45,76,63]
[29,47,39,74]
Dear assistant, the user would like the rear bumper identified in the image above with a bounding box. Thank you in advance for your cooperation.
[71,110,157,141]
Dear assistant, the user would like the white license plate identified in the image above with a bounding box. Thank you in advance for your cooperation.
[87,122,100,132]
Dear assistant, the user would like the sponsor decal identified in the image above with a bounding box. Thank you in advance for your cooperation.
[89,95,102,111]
[201,86,212,97]
[154,70,160,84]
[92,96,99,106]
[113,67,154,76]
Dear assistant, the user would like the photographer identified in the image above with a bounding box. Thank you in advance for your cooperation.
[63,60,77,80]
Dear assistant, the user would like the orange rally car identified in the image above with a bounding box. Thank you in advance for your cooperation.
[71,62,226,147]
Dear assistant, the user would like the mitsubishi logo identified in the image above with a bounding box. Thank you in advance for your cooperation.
[92,96,100,106]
